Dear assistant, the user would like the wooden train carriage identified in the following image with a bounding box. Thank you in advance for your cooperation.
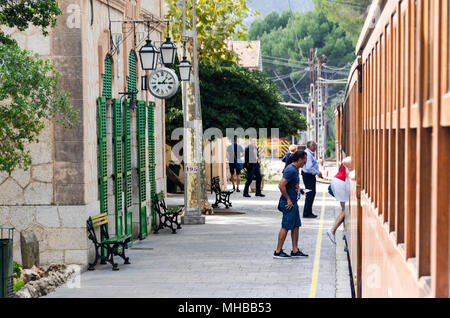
[337,0,450,297]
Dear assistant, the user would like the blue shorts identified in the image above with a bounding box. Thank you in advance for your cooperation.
[280,198,301,230]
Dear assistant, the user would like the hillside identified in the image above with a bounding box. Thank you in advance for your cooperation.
[245,0,314,26]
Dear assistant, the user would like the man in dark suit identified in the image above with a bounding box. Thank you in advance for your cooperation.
[243,138,265,198]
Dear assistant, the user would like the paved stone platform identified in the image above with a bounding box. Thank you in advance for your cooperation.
[46,183,351,298]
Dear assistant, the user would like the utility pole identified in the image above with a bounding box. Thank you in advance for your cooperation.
[308,48,315,142]
[309,48,327,161]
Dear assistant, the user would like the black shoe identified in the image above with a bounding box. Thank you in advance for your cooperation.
[303,214,318,219]
[255,194,266,197]
[243,194,251,198]
[232,186,235,191]
[273,250,291,259]
[236,188,240,193]
[291,250,309,258]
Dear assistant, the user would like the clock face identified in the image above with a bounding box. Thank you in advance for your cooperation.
[147,67,179,99]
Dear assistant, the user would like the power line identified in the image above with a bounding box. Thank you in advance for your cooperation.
[262,59,308,69]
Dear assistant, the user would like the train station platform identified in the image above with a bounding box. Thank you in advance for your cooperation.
[45,183,351,298]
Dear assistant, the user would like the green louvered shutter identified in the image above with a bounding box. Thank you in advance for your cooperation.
[137,100,148,239]
[113,99,124,236]
[148,102,157,229]
[102,56,112,99]
[97,97,108,214]
[128,51,137,97]
[124,51,137,242]
[123,99,133,242]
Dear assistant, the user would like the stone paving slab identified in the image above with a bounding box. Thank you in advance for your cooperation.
[46,183,350,298]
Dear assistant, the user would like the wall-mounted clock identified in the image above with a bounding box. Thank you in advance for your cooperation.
[147,67,179,99]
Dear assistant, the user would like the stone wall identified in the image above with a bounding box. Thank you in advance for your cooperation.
[0,0,167,267]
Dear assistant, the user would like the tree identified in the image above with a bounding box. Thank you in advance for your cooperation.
[166,0,258,62]
[0,0,78,173]
[166,60,307,146]
[248,10,354,106]
[247,11,292,40]
[313,0,372,46]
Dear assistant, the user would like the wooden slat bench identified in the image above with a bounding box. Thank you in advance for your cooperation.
[152,191,182,234]
[211,176,233,209]
[87,213,131,271]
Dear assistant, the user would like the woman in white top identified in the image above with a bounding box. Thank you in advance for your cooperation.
[327,157,352,245]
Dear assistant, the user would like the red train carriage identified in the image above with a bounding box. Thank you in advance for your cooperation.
[336,0,450,297]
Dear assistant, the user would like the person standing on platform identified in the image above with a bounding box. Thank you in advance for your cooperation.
[227,136,244,192]
[274,151,309,259]
[243,138,265,198]
[281,145,299,173]
[302,141,323,219]
[327,157,352,244]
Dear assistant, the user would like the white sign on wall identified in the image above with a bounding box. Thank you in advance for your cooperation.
[185,165,199,174]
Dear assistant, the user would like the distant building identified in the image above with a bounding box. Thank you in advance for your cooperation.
[228,40,263,71]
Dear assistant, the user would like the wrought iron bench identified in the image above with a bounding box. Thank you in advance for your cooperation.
[211,176,233,209]
[153,191,182,234]
[87,213,131,271]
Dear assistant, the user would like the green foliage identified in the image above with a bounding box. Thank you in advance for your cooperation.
[248,11,292,40]
[13,261,24,292]
[326,136,336,159]
[14,280,25,292]
[248,10,354,104]
[13,261,22,279]
[165,0,258,62]
[0,0,78,173]
[165,60,307,145]
[0,0,62,37]
[0,43,79,173]
[313,0,372,46]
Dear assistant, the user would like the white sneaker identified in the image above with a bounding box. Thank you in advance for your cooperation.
[327,230,336,245]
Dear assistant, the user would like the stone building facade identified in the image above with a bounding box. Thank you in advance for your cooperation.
[0,0,167,268]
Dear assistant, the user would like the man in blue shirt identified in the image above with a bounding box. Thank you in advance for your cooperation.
[274,151,309,259]
[302,141,323,219]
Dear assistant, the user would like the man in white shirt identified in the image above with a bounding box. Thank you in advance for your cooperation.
[301,141,323,218]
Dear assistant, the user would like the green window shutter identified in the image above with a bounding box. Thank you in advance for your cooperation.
[97,97,108,214]
[113,99,124,236]
[148,102,157,229]
[98,97,108,257]
[137,100,148,239]
[102,56,112,99]
[123,99,133,242]
[128,51,137,98]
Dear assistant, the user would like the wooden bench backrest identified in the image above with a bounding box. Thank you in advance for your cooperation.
[89,213,108,228]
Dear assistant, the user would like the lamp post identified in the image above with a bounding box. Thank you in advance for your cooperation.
[134,9,201,223]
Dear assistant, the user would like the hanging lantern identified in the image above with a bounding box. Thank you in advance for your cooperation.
[160,37,177,66]
[178,57,192,82]
[139,40,159,71]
